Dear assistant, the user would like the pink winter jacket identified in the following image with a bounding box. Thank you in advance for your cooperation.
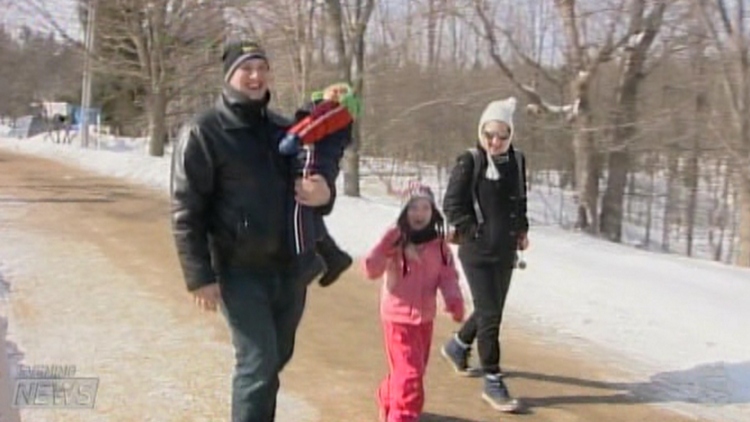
[363,227,464,324]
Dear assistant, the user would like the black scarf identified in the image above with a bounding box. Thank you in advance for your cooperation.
[407,226,439,245]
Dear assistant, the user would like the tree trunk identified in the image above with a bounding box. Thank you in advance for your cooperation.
[342,0,371,197]
[573,108,599,233]
[662,147,679,252]
[600,66,642,241]
[599,0,666,241]
[147,88,167,157]
[600,133,633,241]
[626,172,635,220]
[737,175,750,266]
[645,155,656,248]
[715,160,731,261]
[426,0,437,67]
[325,0,350,81]
[684,140,699,257]
[325,0,374,197]
[685,84,707,257]
[317,4,327,66]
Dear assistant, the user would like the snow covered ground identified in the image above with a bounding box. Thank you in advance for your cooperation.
[1,134,749,421]
[360,156,740,265]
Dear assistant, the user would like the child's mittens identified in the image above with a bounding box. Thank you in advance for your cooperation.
[378,226,403,257]
[445,300,465,323]
[279,133,301,155]
[339,91,362,119]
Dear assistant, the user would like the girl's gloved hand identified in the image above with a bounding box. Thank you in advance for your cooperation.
[380,226,403,257]
[445,300,465,323]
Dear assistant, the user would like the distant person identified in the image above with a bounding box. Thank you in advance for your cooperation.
[440,97,529,413]
[363,181,465,422]
[169,40,335,422]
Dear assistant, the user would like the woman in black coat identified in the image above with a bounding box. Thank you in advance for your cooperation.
[440,97,529,413]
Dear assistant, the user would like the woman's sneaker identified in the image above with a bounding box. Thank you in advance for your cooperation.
[440,335,481,377]
[482,373,521,413]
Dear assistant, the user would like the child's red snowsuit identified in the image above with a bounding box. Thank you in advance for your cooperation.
[363,227,464,422]
[286,100,353,152]
[283,100,353,257]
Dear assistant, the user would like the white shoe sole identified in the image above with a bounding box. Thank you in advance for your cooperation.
[482,392,521,413]
[440,347,482,377]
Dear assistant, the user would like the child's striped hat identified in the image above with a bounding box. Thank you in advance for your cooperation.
[400,180,435,207]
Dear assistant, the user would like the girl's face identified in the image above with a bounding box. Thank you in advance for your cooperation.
[406,198,433,230]
[482,120,512,155]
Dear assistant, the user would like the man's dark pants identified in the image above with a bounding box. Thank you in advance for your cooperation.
[219,259,310,422]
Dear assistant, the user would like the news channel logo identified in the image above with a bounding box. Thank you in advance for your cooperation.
[9,362,99,409]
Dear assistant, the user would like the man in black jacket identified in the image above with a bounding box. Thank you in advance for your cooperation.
[169,40,335,422]
[440,97,529,414]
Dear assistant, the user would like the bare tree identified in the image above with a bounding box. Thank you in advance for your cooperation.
[21,0,227,156]
[324,0,376,197]
[599,0,668,242]
[685,20,709,258]
[697,0,750,266]
[229,0,321,107]
[468,0,640,233]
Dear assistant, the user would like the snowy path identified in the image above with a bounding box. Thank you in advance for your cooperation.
[2,136,748,420]
[0,147,712,422]
[0,160,317,421]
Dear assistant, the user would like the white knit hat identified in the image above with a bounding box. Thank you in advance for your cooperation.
[477,97,517,180]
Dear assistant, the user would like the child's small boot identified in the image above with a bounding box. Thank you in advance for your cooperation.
[482,373,521,413]
[440,334,479,377]
[293,249,325,286]
[316,234,353,287]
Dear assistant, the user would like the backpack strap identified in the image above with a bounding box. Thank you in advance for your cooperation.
[439,239,448,265]
[514,148,527,197]
[467,147,484,226]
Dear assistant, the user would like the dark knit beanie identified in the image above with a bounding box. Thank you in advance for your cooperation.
[222,40,269,81]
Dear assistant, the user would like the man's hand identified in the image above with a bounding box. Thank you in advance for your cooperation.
[192,283,221,312]
[295,174,331,207]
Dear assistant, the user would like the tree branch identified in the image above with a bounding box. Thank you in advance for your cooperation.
[498,26,563,87]
[471,0,575,116]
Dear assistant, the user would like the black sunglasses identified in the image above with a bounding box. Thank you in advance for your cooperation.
[483,131,510,141]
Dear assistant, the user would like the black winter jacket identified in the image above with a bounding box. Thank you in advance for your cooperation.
[170,88,335,291]
[442,145,529,266]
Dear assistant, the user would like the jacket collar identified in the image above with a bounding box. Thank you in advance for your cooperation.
[216,86,271,130]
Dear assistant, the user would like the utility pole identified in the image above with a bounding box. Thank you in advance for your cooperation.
[80,0,97,148]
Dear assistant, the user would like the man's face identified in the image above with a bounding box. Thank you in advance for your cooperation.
[228,58,271,100]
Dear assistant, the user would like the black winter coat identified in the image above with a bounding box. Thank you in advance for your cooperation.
[170,88,335,291]
[442,145,529,266]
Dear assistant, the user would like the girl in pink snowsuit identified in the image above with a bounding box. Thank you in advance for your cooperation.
[363,182,465,422]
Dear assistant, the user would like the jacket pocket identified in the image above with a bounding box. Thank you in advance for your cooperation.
[233,207,281,258]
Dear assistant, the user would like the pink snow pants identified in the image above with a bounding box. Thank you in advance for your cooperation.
[377,321,434,422]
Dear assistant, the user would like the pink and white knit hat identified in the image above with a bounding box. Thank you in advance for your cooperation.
[400,180,435,207]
